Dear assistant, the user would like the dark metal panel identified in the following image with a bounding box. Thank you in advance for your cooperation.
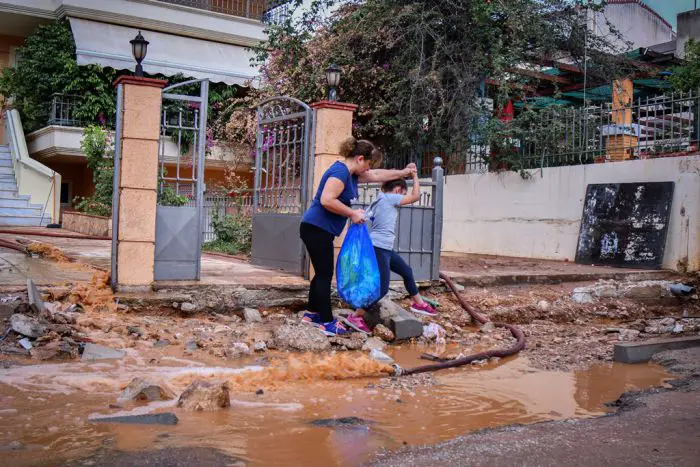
[251,213,304,274]
[154,204,200,280]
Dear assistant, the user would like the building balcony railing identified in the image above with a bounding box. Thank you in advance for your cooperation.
[154,0,293,23]
[47,93,114,128]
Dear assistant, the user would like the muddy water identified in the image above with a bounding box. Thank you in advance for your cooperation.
[0,346,670,466]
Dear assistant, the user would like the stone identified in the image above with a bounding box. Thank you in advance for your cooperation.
[571,288,594,304]
[118,378,173,402]
[176,380,231,411]
[243,308,262,323]
[273,324,330,351]
[127,326,144,337]
[154,339,170,348]
[180,302,197,313]
[81,343,125,362]
[184,340,198,352]
[361,337,387,352]
[537,300,551,311]
[172,302,179,309]
[225,342,250,359]
[672,323,684,334]
[253,341,267,352]
[373,324,395,342]
[310,417,375,429]
[614,336,700,363]
[52,312,76,325]
[480,322,496,333]
[368,349,394,364]
[31,340,77,360]
[90,413,178,426]
[364,298,422,340]
[618,329,641,341]
[10,314,47,338]
[0,441,24,452]
[660,317,676,326]
[619,281,674,299]
[328,335,365,350]
[332,309,354,319]
[390,315,423,341]
[26,279,47,314]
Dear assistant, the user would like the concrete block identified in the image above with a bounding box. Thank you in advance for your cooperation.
[117,188,157,242]
[81,343,125,362]
[122,84,162,141]
[390,315,423,340]
[26,278,46,314]
[120,139,159,190]
[313,107,354,156]
[117,242,154,286]
[614,336,700,363]
[364,298,423,341]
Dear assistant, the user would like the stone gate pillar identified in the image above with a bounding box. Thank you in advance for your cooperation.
[111,76,167,291]
[308,100,358,276]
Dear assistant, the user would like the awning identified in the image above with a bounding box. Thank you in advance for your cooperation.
[68,18,259,87]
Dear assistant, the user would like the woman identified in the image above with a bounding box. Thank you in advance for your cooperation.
[299,137,415,336]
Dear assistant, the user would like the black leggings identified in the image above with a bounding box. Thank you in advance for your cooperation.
[300,222,335,322]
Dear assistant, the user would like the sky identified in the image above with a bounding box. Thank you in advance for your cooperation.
[643,0,697,29]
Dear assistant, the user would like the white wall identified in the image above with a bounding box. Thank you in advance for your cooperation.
[442,156,700,272]
[592,1,674,52]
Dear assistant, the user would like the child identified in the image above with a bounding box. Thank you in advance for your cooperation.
[344,168,437,333]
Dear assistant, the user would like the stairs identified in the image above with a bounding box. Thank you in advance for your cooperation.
[0,145,50,227]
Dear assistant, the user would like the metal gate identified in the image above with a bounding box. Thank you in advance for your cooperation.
[154,79,210,280]
[251,97,312,274]
[354,158,444,281]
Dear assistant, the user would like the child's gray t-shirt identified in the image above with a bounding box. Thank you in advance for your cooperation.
[367,193,403,250]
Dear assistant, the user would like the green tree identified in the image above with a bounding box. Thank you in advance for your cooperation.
[669,39,700,93]
[73,125,114,217]
[0,20,116,133]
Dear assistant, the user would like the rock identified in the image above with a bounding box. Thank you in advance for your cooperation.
[180,303,197,313]
[672,323,684,334]
[253,341,267,352]
[362,337,387,352]
[256,389,264,395]
[273,324,330,351]
[571,288,595,304]
[368,349,394,364]
[81,343,125,362]
[172,302,180,309]
[328,335,365,350]
[363,298,422,340]
[373,324,395,342]
[310,417,375,429]
[154,339,170,348]
[0,441,24,451]
[51,324,73,336]
[537,300,550,311]
[480,322,495,333]
[118,378,173,402]
[243,308,262,323]
[660,317,676,326]
[127,326,144,337]
[176,380,231,411]
[31,340,77,360]
[620,281,675,299]
[10,314,47,338]
[52,312,76,325]
[90,413,178,426]
[26,279,47,314]
[184,340,198,352]
[225,342,250,359]
[332,309,354,319]
[618,329,641,341]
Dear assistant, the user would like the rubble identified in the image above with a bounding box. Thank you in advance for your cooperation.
[364,298,423,340]
[373,324,395,342]
[273,324,330,352]
[243,308,262,323]
[119,378,174,402]
[10,314,47,338]
[176,380,231,411]
[362,337,387,352]
[225,342,250,359]
[81,343,125,362]
[30,340,77,360]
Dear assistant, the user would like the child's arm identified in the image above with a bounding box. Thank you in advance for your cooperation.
[399,169,421,206]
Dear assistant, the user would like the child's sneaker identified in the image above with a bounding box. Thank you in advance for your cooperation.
[319,319,350,336]
[301,312,322,327]
[410,302,438,317]
[342,315,371,334]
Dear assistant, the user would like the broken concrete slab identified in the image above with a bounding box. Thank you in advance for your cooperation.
[118,378,174,403]
[176,380,230,411]
[273,324,330,351]
[364,298,423,340]
[10,314,47,338]
[26,279,46,314]
[81,343,125,362]
[243,308,262,323]
[614,336,700,363]
[90,413,179,426]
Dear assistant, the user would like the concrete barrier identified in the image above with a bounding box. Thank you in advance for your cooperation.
[613,336,700,363]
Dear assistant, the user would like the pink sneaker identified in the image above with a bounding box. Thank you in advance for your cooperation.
[410,302,437,316]
[342,315,371,334]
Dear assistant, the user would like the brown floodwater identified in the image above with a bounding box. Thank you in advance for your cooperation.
[0,345,671,466]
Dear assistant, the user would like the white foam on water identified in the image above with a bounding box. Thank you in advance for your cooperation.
[230,400,303,412]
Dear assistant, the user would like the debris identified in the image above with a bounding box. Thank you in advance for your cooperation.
[368,349,394,364]
[668,283,696,296]
[118,378,174,402]
[26,279,47,314]
[479,322,495,333]
[310,417,375,429]
[253,341,267,352]
[361,337,387,352]
[31,340,77,360]
[18,338,32,350]
[672,323,684,334]
[372,324,395,342]
[10,314,47,338]
[81,343,125,362]
[184,340,198,352]
[256,389,264,395]
[180,303,197,313]
[224,342,250,359]
[423,323,446,341]
[90,413,179,426]
[0,441,24,452]
[422,297,440,308]
[328,334,366,350]
[537,300,551,311]
[364,298,422,340]
[571,288,594,304]
[273,324,330,351]
[177,380,231,411]
[243,308,262,323]
[618,329,641,341]
[127,326,144,337]
[154,339,170,348]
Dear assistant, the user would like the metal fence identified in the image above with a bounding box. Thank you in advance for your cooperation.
[155,0,292,23]
[384,90,700,175]
[47,93,114,128]
[196,191,253,242]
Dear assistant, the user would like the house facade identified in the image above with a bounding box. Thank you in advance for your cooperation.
[0,0,287,225]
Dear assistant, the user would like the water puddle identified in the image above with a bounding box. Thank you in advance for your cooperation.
[0,346,670,466]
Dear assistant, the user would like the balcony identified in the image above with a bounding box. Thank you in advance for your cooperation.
[155,0,293,23]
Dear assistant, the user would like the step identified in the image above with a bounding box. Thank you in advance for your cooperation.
[0,197,31,208]
[0,206,43,217]
[0,182,18,191]
[0,215,50,227]
[0,190,22,199]
[0,167,13,175]
[0,159,11,167]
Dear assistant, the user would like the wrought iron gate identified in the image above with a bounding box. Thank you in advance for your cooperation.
[154,79,209,280]
[251,97,312,274]
[354,158,444,281]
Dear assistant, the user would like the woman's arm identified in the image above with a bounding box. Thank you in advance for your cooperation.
[358,163,416,183]
[400,170,421,206]
[321,177,365,224]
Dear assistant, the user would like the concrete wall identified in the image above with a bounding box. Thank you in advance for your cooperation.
[676,9,700,59]
[592,1,674,52]
[62,210,111,237]
[442,156,700,272]
[0,34,25,143]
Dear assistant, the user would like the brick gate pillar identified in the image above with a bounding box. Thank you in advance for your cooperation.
[111,76,167,291]
[308,100,358,277]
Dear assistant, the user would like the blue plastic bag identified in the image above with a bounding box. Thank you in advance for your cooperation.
[336,223,381,309]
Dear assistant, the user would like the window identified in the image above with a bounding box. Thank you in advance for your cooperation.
[60,181,72,206]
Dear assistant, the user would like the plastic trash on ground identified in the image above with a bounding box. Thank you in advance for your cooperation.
[336,224,381,309]
[423,323,446,345]
[368,349,394,364]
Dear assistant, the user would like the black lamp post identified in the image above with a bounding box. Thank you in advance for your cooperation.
[130,31,149,77]
[326,64,341,101]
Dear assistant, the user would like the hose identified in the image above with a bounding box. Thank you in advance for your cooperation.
[0,229,110,241]
[393,272,526,376]
[0,238,28,254]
